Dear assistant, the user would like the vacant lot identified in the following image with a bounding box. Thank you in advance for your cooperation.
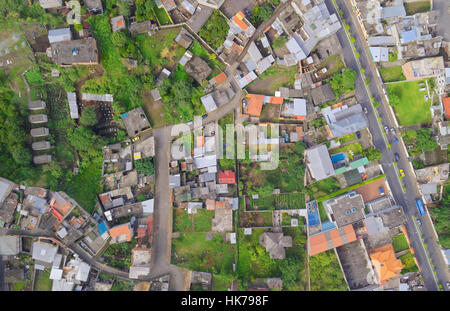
[399,251,419,274]
[309,249,348,291]
[248,64,298,94]
[379,66,406,82]
[404,1,430,15]
[386,80,432,126]
[34,269,52,291]
[392,233,410,253]
[240,211,273,227]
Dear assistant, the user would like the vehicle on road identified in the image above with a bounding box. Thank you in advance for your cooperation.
[356,131,361,139]
[394,152,400,161]
[390,128,395,135]
[393,137,399,143]
[384,125,389,133]
[131,136,140,142]
[399,169,405,177]
[446,282,450,290]
[417,218,422,226]
[201,114,208,119]
[363,107,368,114]
[187,121,193,125]
[416,199,426,217]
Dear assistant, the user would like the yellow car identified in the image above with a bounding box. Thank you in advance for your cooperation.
[399,169,405,178]
[132,136,140,142]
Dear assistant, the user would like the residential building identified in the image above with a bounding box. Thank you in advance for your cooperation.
[49,192,74,222]
[369,243,403,285]
[129,247,151,279]
[129,21,158,35]
[28,100,46,111]
[84,0,103,14]
[32,241,58,270]
[174,28,193,49]
[110,16,126,32]
[309,224,357,256]
[0,236,20,256]
[201,93,218,113]
[81,93,114,102]
[229,11,255,38]
[29,114,48,124]
[31,127,50,138]
[32,141,51,151]
[155,0,177,12]
[280,98,307,119]
[109,222,133,243]
[67,92,79,119]
[33,155,52,165]
[259,232,292,259]
[305,144,335,181]
[197,0,224,9]
[401,56,445,81]
[323,104,368,139]
[48,28,72,44]
[39,0,62,9]
[185,56,212,83]
[218,170,235,184]
[325,191,365,227]
[311,83,335,106]
[50,38,99,66]
[121,107,151,137]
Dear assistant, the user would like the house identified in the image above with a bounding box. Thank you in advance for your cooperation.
[32,241,58,270]
[311,83,335,106]
[179,50,193,66]
[401,57,445,81]
[0,186,18,227]
[121,107,151,137]
[305,144,335,181]
[211,72,227,86]
[230,11,255,38]
[39,0,62,9]
[109,222,133,243]
[174,28,193,49]
[242,94,265,117]
[190,271,212,290]
[415,164,449,184]
[33,155,52,165]
[280,98,307,120]
[309,224,357,256]
[0,236,20,256]
[237,71,258,88]
[28,100,46,111]
[443,97,450,120]
[81,93,114,102]
[325,191,365,227]
[197,0,224,9]
[49,192,74,222]
[212,202,232,232]
[133,136,155,159]
[218,170,235,184]
[180,0,196,15]
[259,232,292,259]
[67,92,79,119]
[32,141,51,151]
[369,46,389,62]
[30,127,50,138]
[185,56,212,83]
[369,243,403,285]
[51,38,99,66]
[323,104,368,139]
[29,114,48,124]
[48,28,72,44]
[169,174,181,188]
[84,0,103,14]
[110,16,126,32]
[129,21,158,35]
[445,68,450,85]
[155,0,177,12]
[200,93,218,113]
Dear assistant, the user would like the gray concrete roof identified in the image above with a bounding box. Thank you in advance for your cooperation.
[305,144,335,181]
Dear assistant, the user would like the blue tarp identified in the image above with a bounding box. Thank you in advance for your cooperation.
[98,221,107,235]
[308,201,321,227]
[321,221,336,232]
[331,153,345,163]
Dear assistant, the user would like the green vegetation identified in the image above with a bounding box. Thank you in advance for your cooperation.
[310,250,348,291]
[251,4,274,26]
[111,278,136,291]
[102,239,136,270]
[402,129,438,156]
[318,201,329,222]
[134,157,154,176]
[34,269,53,291]
[361,147,383,162]
[386,81,432,126]
[329,142,362,160]
[309,117,326,129]
[431,183,450,248]
[219,159,235,171]
[399,252,419,274]
[237,226,308,290]
[199,10,229,50]
[337,133,356,144]
[306,177,341,200]
[404,1,431,15]
[80,106,98,126]
[392,234,410,253]
[379,66,406,82]
[329,68,357,97]
[272,36,288,49]
[190,40,224,78]
[174,208,214,233]
[389,50,398,62]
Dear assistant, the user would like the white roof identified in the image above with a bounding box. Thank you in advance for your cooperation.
[76,261,91,282]
[247,42,263,63]
[201,93,218,113]
[181,0,196,14]
[52,279,74,291]
[445,68,450,84]
[81,93,114,102]
[48,28,71,44]
[305,144,335,181]
[230,232,236,244]
[50,267,63,280]
[142,199,154,214]
[369,46,389,62]
[194,155,217,169]
[32,242,58,263]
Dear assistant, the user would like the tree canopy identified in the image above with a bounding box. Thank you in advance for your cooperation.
[80,106,98,126]
[330,68,357,97]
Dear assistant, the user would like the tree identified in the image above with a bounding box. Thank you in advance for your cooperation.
[415,128,438,153]
[68,126,97,151]
[112,30,127,48]
[279,258,300,288]
[251,4,274,25]
[135,157,154,176]
[11,145,31,165]
[80,106,98,126]
[362,147,382,162]
[294,141,305,155]
[330,68,356,97]
[118,0,130,17]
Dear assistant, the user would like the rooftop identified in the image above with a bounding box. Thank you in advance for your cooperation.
[121,107,151,137]
[309,224,357,256]
[305,144,335,181]
[369,243,403,285]
[259,232,292,259]
[51,38,98,66]
[327,192,365,227]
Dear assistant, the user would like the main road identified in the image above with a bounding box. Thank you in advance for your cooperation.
[328,0,449,290]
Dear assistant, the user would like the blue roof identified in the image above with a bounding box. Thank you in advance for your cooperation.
[98,221,107,235]
[401,29,417,44]
[331,153,346,164]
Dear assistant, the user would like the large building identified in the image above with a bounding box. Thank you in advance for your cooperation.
[50,38,99,66]
[305,144,335,182]
[401,57,445,81]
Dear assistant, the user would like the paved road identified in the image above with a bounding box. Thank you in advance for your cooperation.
[0,256,4,291]
[331,0,449,290]
[433,0,450,41]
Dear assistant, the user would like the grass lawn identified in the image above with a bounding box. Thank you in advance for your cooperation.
[247,64,298,94]
[173,207,214,232]
[379,66,406,82]
[399,251,419,274]
[314,54,345,77]
[111,278,136,291]
[250,193,306,210]
[194,209,214,232]
[34,269,53,291]
[386,80,432,126]
[337,133,356,144]
[212,274,236,291]
[404,1,430,15]
[328,142,362,160]
[151,1,172,25]
[318,201,329,222]
[309,250,348,291]
[392,234,410,253]
[135,28,185,75]
[172,232,236,275]
[240,211,273,227]
[306,177,341,200]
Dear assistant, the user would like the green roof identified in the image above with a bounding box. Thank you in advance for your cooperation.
[349,157,369,169]
[334,167,347,175]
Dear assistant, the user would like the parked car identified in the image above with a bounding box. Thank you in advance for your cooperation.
[363,107,368,114]
[399,169,405,177]
[417,218,422,226]
[356,131,361,139]
[384,125,389,133]
[187,121,193,125]
[390,127,395,135]
[131,136,140,142]
[393,137,399,143]
[201,114,208,119]
[394,152,400,161]
[446,282,450,290]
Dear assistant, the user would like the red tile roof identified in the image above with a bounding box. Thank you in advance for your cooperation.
[213,72,227,84]
[269,96,284,104]
[309,224,357,256]
[232,14,248,30]
[218,170,235,184]
[443,97,450,119]
[245,94,265,116]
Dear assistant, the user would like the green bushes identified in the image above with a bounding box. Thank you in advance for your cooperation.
[251,4,274,26]
[330,68,357,97]
[199,10,229,50]
[134,157,154,176]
